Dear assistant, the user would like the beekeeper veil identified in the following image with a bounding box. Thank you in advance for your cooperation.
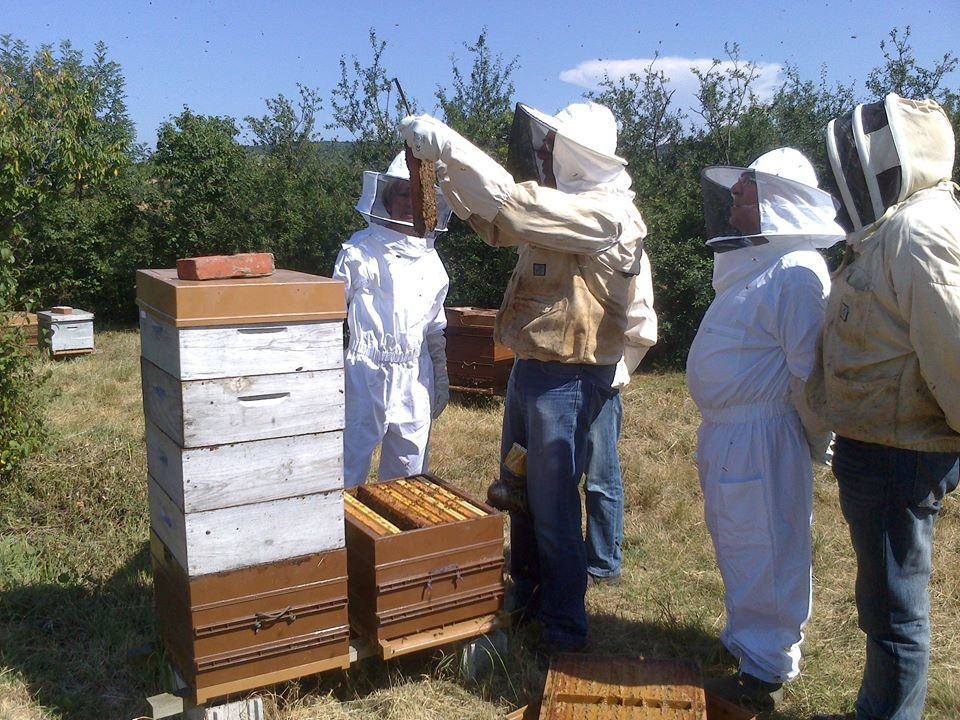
[701,148,845,253]
[825,93,955,234]
[355,151,454,234]
[507,101,631,194]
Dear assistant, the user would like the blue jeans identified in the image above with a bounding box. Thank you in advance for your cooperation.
[833,436,959,720]
[585,391,623,578]
[503,359,615,648]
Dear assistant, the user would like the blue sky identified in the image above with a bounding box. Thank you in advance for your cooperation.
[5,0,959,147]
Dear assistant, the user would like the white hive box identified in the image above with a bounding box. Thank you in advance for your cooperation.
[37,308,94,356]
[137,268,348,576]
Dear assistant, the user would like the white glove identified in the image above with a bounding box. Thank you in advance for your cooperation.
[400,114,513,222]
[426,331,449,419]
[808,431,835,467]
[399,114,449,162]
[789,375,834,466]
[612,344,649,388]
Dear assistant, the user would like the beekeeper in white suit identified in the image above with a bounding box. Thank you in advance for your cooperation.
[401,102,650,654]
[686,148,845,709]
[333,151,453,487]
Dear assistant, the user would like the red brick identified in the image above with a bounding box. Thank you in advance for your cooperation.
[51,306,73,314]
[176,253,275,281]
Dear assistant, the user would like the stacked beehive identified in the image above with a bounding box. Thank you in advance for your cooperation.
[136,268,350,703]
[344,474,504,651]
[444,307,515,396]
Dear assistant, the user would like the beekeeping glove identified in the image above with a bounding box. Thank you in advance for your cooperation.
[612,343,649,389]
[400,114,513,222]
[426,330,449,419]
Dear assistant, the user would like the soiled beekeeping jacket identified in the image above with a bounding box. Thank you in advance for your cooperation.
[806,94,960,451]
[401,105,646,366]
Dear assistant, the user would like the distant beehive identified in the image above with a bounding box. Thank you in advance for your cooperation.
[3,312,39,348]
[37,308,93,356]
[444,307,514,395]
[136,267,350,703]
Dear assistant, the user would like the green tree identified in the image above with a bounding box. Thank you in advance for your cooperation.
[436,28,518,162]
[691,43,764,165]
[0,37,126,482]
[865,26,958,102]
[149,108,260,262]
[8,37,139,317]
[587,55,686,173]
[768,64,854,171]
[329,28,410,170]
[434,29,519,309]
[865,26,959,177]
[245,85,357,276]
[246,84,322,171]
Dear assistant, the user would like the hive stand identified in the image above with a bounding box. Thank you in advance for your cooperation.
[143,617,509,719]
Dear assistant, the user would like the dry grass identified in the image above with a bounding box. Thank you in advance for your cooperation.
[0,667,51,720]
[1,329,958,719]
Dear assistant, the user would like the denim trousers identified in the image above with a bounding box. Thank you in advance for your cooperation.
[585,391,624,578]
[503,359,615,648]
[833,436,959,720]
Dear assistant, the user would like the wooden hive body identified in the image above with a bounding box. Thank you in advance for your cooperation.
[444,307,514,395]
[151,534,350,704]
[4,312,39,347]
[344,474,504,646]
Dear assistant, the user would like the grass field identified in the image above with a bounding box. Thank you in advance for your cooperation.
[1,329,958,719]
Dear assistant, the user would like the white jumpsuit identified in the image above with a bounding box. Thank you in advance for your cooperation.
[333,225,449,487]
[687,240,829,683]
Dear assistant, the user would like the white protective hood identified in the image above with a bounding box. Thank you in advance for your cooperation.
[705,148,845,294]
[702,148,846,253]
[508,101,633,196]
[354,151,454,238]
[825,93,955,243]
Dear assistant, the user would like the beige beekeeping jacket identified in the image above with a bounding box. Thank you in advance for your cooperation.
[807,95,960,451]
[468,181,648,365]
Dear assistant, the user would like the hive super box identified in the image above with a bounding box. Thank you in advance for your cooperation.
[344,474,504,647]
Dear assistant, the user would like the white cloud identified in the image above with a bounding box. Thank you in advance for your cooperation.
[559,55,782,118]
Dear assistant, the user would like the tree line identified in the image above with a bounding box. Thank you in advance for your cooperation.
[0,26,957,481]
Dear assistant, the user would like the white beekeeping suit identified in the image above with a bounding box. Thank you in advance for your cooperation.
[687,148,845,687]
[333,152,452,487]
